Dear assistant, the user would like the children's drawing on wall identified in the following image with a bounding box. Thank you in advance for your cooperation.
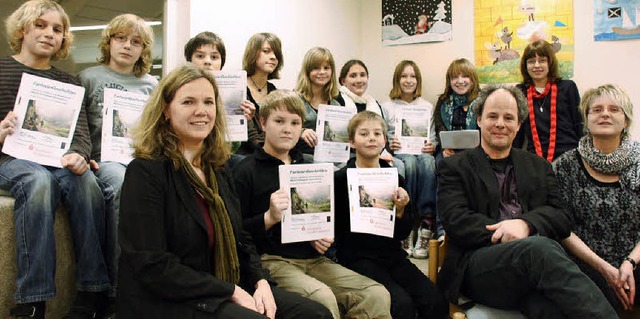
[381,0,452,46]
[474,0,574,83]
[594,0,640,41]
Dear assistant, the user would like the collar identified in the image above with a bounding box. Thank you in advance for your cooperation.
[345,156,391,169]
[254,146,305,164]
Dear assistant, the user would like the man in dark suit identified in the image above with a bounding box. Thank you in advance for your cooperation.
[436,84,616,318]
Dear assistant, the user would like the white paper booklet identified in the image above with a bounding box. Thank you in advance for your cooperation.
[394,104,431,155]
[314,104,356,163]
[279,163,334,243]
[439,130,480,149]
[2,73,84,168]
[214,70,247,142]
[100,88,148,164]
[346,167,398,238]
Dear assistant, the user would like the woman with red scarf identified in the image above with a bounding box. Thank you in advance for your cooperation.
[514,40,583,162]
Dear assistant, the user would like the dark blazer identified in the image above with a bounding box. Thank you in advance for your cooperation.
[117,157,270,318]
[435,147,572,302]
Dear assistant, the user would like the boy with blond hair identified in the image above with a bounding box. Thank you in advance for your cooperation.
[334,111,448,319]
[0,1,112,318]
[234,90,391,319]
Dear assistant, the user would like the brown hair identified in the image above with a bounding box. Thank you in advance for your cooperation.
[339,59,369,85]
[184,31,226,68]
[347,111,388,141]
[520,40,561,86]
[242,32,283,79]
[389,60,423,100]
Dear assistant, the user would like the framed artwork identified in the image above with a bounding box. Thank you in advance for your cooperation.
[382,0,452,46]
[594,0,640,41]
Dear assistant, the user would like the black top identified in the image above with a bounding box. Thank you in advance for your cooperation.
[234,147,321,259]
[236,82,277,155]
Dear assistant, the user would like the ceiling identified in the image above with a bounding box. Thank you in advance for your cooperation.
[0,0,164,73]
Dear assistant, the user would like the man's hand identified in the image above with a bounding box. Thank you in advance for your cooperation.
[486,219,530,244]
[253,279,277,319]
[61,153,90,175]
[0,111,18,144]
[310,238,334,254]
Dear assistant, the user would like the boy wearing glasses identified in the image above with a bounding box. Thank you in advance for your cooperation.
[78,13,157,314]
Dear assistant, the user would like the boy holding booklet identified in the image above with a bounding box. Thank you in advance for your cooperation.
[334,111,448,319]
[234,90,391,319]
[0,1,111,318]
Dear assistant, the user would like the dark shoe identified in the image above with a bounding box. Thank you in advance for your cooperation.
[9,302,45,319]
[64,291,109,319]
[99,297,116,319]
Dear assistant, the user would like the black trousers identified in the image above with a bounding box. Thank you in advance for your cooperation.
[342,256,448,319]
[461,236,617,319]
[213,286,332,319]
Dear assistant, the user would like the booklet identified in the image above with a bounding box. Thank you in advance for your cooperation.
[439,130,480,149]
[346,167,398,238]
[279,163,335,243]
[394,104,431,155]
[100,88,148,164]
[214,70,247,142]
[2,73,84,168]
[313,104,356,163]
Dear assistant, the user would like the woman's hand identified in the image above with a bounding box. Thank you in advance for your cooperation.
[0,111,18,144]
[264,189,288,229]
[389,137,402,151]
[443,148,455,158]
[600,261,632,310]
[392,187,410,218]
[240,100,256,121]
[253,279,277,319]
[619,261,636,310]
[422,142,435,154]
[300,128,318,147]
[310,238,334,254]
[231,285,258,313]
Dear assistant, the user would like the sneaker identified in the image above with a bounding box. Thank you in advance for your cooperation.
[10,302,45,319]
[401,230,415,257]
[413,227,433,259]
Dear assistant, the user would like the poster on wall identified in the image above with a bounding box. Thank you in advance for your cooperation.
[594,0,640,41]
[474,0,574,83]
[381,0,452,46]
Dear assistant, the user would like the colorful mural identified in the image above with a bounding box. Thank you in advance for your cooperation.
[474,0,574,83]
[382,0,452,46]
[594,0,640,41]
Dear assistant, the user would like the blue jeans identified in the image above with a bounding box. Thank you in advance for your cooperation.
[394,153,436,218]
[0,158,111,303]
[94,161,125,295]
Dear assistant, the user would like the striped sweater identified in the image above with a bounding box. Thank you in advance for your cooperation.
[0,56,91,162]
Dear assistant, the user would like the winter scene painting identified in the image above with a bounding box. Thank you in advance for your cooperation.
[382,0,452,46]
[474,0,574,84]
[594,0,640,41]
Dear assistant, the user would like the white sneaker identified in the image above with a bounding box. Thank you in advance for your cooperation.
[401,230,415,257]
[413,227,432,259]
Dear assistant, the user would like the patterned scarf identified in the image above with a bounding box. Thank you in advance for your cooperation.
[339,86,382,116]
[578,135,640,191]
[440,92,477,131]
[179,155,240,284]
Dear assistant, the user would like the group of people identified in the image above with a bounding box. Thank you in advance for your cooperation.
[1,1,638,319]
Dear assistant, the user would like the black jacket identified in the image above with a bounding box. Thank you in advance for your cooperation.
[117,157,269,318]
[435,147,572,302]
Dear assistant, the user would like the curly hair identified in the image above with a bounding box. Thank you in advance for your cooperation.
[294,47,339,102]
[97,14,154,77]
[473,84,529,124]
[133,64,230,170]
[5,0,74,61]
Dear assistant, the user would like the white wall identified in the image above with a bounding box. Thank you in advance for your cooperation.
[170,0,640,138]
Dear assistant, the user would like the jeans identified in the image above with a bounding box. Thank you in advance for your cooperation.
[394,153,436,217]
[94,161,125,295]
[0,158,111,303]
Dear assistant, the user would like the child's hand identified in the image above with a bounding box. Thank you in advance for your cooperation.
[61,153,90,175]
[443,148,455,157]
[310,237,334,254]
[301,128,318,147]
[393,187,410,218]
[380,150,394,164]
[265,189,288,229]
[422,142,435,154]
[0,111,18,144]
[240,100,256,120]
[389,136,402,151]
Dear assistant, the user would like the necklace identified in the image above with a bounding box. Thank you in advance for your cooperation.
[536,95,548,113]
[249,76,267,92]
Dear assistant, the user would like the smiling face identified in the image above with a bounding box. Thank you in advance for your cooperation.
[163,78,216,150]
[109,31,144,72]
[350,119,387,160]
[399,65,418,97]
[342,64,369,96]
[309,61,332,88]
[261,108,302,156]
[20,10,64,60]
[586,95,628,141]
[255,41,279,75]
[477,89,521,158]
[526,53,549,86]
[450,73,472,95]
[191,44,222,71]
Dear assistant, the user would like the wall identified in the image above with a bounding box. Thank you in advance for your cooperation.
[169,0,640,138]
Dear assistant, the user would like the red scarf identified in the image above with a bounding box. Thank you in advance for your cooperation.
[527,83,557,162]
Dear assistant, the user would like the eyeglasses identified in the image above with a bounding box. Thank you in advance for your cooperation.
[588,105,623,115]
[111,34,144,48]
[526,58,548,65]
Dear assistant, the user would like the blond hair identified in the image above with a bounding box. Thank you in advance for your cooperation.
[294,47,338,102]
[133,64,229,170]
[5,0,74,61]
[98,14,154,77]
[389,60,423,100]
[580,84,633,139]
